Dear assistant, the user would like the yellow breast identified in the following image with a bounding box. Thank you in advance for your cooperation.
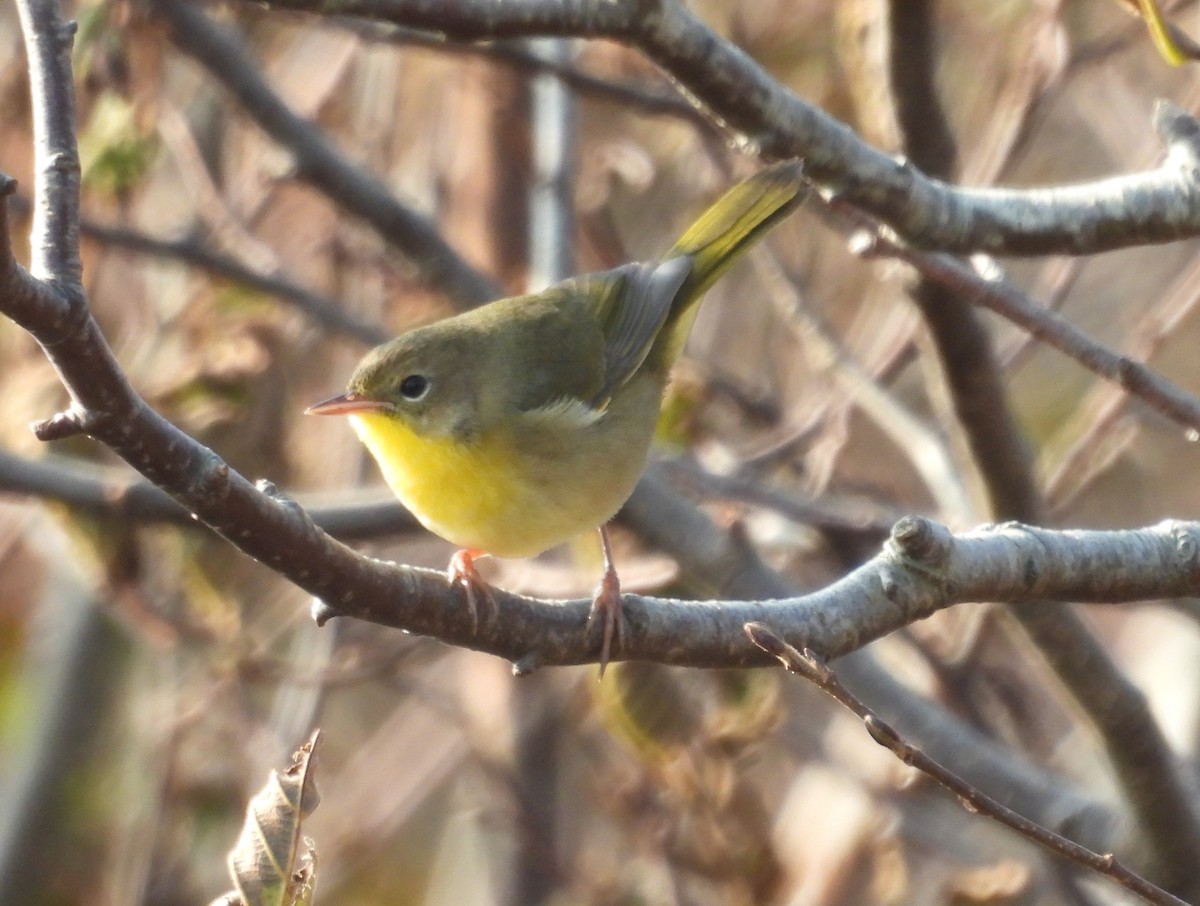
[348,410,630,558]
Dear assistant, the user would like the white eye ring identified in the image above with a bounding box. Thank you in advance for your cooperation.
[399,374,430,401]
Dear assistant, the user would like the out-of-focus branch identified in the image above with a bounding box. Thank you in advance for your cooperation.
[338,19,712,130]
[253,0,1200,256]
[851,230,1200,434]
[77,215,388,346]
[656,459,894,549]
[746,625,1191,906]
[148,0,500,308]
[508,39,574,906]
[8,174,381,342]
[0,556,129,906]
[757,251,974,525]
[874,0,1038,519]
[0,449,420,540]
[1045,247,1200,509]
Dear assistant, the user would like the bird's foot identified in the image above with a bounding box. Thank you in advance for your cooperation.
[448,548,494,633]
[586,527,624,679]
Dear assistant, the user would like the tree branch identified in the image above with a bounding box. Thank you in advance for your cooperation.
[15,0,81,287]
[338,18,713,130]
[6,175,1200,672]
[7,0,1198,678]
[253,0,1200,256]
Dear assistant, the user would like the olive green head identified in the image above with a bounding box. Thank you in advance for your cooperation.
[344,319,492,440]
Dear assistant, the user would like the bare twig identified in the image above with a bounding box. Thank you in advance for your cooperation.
[338,18,712,129]
[657,459,895,544]
[757,251,975,524]
[746,623,1193,906]
[1044,244,1200,508]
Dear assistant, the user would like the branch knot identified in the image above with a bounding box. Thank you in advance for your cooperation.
[30,402,92,441]
[888,516,951,566]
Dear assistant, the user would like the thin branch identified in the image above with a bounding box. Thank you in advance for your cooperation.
[746,624,1192,906]
[656,459,895,546]
[1044,244,1200,508]
[757,251,975,524]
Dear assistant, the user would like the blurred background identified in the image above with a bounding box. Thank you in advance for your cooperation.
[2,0,1200,903]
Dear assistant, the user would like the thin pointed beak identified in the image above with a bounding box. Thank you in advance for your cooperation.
[305,391,391,416]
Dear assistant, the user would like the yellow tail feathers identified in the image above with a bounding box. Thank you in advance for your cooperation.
[667,160,806,308]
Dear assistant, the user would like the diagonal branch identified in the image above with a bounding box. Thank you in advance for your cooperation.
[747,624,1190,906]
[75,215,389,345]
[252,0,1200,256]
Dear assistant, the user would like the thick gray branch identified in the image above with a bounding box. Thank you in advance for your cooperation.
[252,0,1200,256]
[323,514,1200,670]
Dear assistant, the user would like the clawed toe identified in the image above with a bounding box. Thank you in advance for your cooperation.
[448,548,495,633]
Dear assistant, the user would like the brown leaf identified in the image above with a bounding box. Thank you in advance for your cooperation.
[217,730,323,906]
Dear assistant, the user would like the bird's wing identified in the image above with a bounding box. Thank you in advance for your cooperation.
[578,257,692,407]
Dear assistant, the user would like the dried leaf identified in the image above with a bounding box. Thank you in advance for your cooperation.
[215,730,322,906]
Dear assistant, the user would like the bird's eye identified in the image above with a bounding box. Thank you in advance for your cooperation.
[399,374,430,401]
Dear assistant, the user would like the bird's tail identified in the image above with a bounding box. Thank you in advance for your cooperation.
[647,160,805,367]
[666,160,807,310]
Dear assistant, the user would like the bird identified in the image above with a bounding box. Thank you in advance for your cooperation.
[307,161,806,675]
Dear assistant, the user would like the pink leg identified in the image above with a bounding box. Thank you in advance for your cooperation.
[448,548,494,633]
[586,526,623,679]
